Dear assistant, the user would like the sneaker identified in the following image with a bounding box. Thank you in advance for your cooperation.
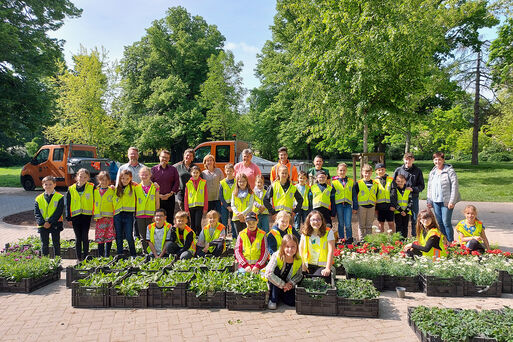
[268,300,277,310]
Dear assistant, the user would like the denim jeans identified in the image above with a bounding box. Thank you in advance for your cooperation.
[114,212,136,256]
[432,202,454,242]
[335,203,353,239]
[221,206,237,238]
[293,210,308,232]
[411,197,420,237]
[257,213,270,233]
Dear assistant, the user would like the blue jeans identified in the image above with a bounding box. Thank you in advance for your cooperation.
[411,197,420,237]
[432,202,454,242]
[335,203,353,239]
[221,206,237,238]
[114,212,136,256]
[293,209,309,232]
[257,213,270,233]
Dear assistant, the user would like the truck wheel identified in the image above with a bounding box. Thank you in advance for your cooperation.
[22,176,35,191]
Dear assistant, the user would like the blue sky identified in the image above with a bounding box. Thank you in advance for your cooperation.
[51,0,277,90]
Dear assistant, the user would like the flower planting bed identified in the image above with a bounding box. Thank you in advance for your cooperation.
[420,275,465,297]
[171,256,235,273]
[2,267,61,293]
[65,256,114,288]
[226,291,268,311]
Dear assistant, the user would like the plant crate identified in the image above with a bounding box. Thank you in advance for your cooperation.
[148,278,191,308]
[66,266,96,288]
[472,337,498,342]
[226,291,268,311]
[407,307,445,342]
[464,280,502,297]
[498,270,512,294]
[2,267,61,293]
[295,275,337,316]
[222,247,234,257]
[198,264,234,273]
[186,291,226,309]
[60,247,77,259]
[346,273,384,291]
[109,288,148,308]
[337,297,379,318]
[335,264,345,276]
[420,275,464,297]
[71,281,110,308]
[383,275,421,292]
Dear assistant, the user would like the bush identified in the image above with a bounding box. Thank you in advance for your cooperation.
[0,148,30,166]
[479,142,513,162]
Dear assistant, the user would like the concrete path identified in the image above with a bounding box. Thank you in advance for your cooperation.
[1,187,512,341]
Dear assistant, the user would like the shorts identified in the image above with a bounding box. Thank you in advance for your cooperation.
[377,209,394,222]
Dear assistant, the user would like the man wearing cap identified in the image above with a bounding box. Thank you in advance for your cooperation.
[375,163,395,233]
[234,212,269,274]
[392,153,425,237]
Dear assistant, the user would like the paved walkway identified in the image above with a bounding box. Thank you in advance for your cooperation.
[1,187,512,341]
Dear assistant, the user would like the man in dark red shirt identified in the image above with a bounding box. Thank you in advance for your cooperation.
[151,150,179,223]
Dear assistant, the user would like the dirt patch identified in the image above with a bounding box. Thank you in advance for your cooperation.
[3,210,73,228]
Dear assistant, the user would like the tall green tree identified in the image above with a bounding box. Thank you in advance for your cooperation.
[0,0,81,148]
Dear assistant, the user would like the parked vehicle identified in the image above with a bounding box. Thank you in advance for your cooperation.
[20,144,112,190]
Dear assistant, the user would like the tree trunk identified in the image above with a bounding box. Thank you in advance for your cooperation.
[404,130,411,154]
[363,123,368,153]
[471,51,481,165]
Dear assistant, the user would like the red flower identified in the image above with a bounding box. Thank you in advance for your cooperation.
[503,252,511,257]
[347,244,354,249]
[334,250,341,257]
[471,251,481,256]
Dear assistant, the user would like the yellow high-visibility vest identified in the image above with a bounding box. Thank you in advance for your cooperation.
[93,187,115,219]
[232,193,252,221]
[175,225,197,254]
[135,183,157,216]
[146,222,172,254]
[271,181,297,213]
[268,226,293,250]
[394,189,412,215]
[376,176,393,204]
[301,228,332,267]
[113,185,136,214]
[357,180,378,206]
[276,255,302,278]
[417,228,447,260]
[239,228,266,265]
[35,192,63,227]
[311,184,332,210]
[186,179,206,208]
[252,189,269,215]
[332,178,354,205]
[220,179,235,202]
[297,184,310,211]
[69,182,94,217]
[456,220,484,244]
[203,222,226,253]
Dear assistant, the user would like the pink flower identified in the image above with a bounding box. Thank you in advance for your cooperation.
[14,258,19,261]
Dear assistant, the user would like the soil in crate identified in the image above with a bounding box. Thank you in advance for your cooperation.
[1,268,61,293]
[337,297,379,318]
[110,288,148,308]
[226,291,268,311]
[71,282,110,308]
[186,291,226,309]
[148,283,188,308]
[383,275,421,292]
[464,280,502,297]
[421,275,464,297]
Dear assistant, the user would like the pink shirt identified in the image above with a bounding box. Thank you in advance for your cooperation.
[234,162,261,190]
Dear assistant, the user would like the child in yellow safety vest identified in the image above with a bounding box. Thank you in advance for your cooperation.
[196,210,226,257]
[34,176,64,257]
[219,163,237,238]
[293,171,312,231]
[374,163,395,233]
[113,169,137,257]
[390,174,412,239]
[252,175,270,233]
[168,211,196,260]
[231,173,254,235]
[267,210,300,254]
[455,205,490,254]
[332,163,357,244]
[265,234,303,310]
[93,171,116,257]
[135,166,160,253]
[263,164,303,218]
[184,165,207,236]
[235,212,269,273]
[403,209,447,260]
[299,210,335,282]
[65,168,94,261]
[352,164,379,241]
[310,170,336,229]
[146,208,172,258]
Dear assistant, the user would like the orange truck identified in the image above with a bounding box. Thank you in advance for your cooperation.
[20,144,112,190]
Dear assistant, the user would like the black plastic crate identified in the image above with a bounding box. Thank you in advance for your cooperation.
[464,280,502,297]
[346,273,384,291]
[337,297,379,318]
[2,267,61,293]
[71,281,110,308]
[110,288,148,308]
[383,275,421,292]
[334,264,345,276]
[295,275,337,316]
[226,291,268,311]
[498,270,512,294]
[147,273,191,308]
[420,275,464,297]
[186,291,226,309]
[407,307,444,342]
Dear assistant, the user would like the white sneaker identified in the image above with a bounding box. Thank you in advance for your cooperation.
[268,300,277,310]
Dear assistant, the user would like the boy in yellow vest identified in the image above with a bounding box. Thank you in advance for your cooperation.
[390,174,412,238]
[375,163,395,233]
[310,170,336,229]
[196,210,226,257]
[34,176,64,257]
[332,163,357,244]
[146,208,172,258]
[352,164,378,240]
[219,163,237,238]
[234,212,269,273]
[293,171,311,231]
[168,211,196,260]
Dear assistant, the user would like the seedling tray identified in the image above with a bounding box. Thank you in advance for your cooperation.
[71,281,110,308]
[383,275,421,292]
[226,291,268,311]
[420,275,464,297]
[2,267,61,293]
[295,275,337,316]
[337,297,379,318]
[186,291,226,309]
[110,288,148,308]
[464,280,502,297]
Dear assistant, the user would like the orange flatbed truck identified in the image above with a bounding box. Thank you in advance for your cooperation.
[20,144,112,190]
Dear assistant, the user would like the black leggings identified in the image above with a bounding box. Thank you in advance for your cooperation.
[466,239,486,254]
[189,207,203,235]
[71,214,92,261]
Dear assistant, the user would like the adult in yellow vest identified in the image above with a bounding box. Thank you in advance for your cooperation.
[263,165,303,218]
[299,210,335,282]
[390,174,412,239]
[93,171,116,257]
[403,210,447,260]
[34,176,64,257]
[267,211,300,254]
[65,168,94,261]
[375,163,395,233]
[168,211,196,259]
[352,164,379,241]
[265,234,303,309]
[456,205,490,254]
[234,212,269,273]
[113,169,137,257]
[332,163,357,244]
[146,209,172,258]
[196,210,226,257]
[270,146,298,184]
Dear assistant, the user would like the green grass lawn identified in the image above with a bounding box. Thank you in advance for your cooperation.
[2,161,513,202]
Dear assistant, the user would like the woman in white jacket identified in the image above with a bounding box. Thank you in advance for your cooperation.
[426,152,460,242]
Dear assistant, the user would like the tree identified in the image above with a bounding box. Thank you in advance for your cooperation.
[490,18,513,91]
[45,48,116,156]
[198,50,245,140]
[0,0,81,147]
